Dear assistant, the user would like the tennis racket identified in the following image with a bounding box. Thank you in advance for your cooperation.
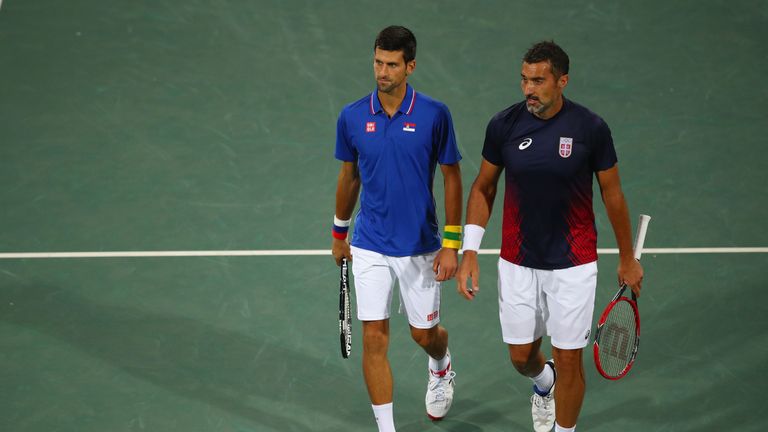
[339,257,352,359]
[593,214,651,380]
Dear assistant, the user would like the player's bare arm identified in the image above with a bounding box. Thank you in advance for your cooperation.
[457,159,504,300]
[596,164,644,295]
[433,162,462,281]
[332,161,361,266]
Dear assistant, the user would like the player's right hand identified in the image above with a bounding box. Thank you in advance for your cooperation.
[618,256,643,297]
[457,251,479,301]
[331,238,352,266]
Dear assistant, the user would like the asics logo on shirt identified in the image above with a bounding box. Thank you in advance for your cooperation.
[518,138,533,150]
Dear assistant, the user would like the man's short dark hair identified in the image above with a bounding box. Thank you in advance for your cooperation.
[374,26,417,63]
[523,41,569,77]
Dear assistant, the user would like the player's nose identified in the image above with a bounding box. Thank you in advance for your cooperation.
[523,81,537,95]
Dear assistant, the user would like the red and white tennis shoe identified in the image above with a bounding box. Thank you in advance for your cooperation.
[425,362,456,420]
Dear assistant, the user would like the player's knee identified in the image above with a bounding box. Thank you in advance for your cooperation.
[362,322,389,353]
[508,347,537,374]
[552,347,583,372]
[410,327,434,347]
[363,333,389,355]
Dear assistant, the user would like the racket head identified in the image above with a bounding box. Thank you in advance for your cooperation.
[593,285,640,380]
[339,258,352,359]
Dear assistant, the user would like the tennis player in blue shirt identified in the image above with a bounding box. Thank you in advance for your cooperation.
[331,26,463,431]
[457,41,643,432]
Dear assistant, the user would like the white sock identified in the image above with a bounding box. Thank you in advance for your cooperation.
[372,403,395,432]
[531,362,554,395]
[555,423,575,432]
[429,348,451,374]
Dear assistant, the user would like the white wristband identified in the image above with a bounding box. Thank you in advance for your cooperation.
[462,224,485,252]
[334,216,351,227]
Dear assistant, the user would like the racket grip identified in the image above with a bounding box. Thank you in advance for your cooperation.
[633,214,651,260]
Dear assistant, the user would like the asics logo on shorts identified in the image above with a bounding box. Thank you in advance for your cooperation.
[518,138,533,150]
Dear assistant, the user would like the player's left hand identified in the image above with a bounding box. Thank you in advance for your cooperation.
[618,257,643,297]
[433,248,458,281]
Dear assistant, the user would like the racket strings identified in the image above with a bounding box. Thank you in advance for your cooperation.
[598,300,637,376]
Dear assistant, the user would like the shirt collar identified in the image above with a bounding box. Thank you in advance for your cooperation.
[370,83,416,116]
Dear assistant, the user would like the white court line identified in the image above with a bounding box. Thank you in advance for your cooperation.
[0,247,766,259]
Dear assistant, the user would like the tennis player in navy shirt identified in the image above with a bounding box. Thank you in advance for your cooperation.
[331,26,463,431]
[457,41,643,432]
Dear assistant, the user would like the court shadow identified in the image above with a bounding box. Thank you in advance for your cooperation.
[392,394,489,432]
[391,378,523,432]
[456,406,528,432]
[398,418,485,432]
[581,372,759,430]
[0,282,368,431]
[455,371,531,431]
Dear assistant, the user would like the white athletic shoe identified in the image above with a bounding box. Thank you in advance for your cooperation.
[425,364,456,420]
[531,360,556,432]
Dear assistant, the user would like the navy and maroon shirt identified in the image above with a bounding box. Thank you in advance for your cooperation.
[482,98,617,270]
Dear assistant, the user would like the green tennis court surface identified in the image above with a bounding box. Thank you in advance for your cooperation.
[1,1,766,431]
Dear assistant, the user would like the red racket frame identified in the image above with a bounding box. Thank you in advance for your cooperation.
[593,286,640,380]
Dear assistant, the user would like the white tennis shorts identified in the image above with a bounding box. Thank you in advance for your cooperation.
[351,246,441,329]
[497,258,597,349]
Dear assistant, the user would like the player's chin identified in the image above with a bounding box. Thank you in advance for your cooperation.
[525,102,544,115]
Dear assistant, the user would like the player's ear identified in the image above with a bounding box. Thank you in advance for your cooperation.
[406,59,416,75]
[558,73,569,89]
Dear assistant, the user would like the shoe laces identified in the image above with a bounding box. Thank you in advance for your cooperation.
[530,392,554,413]
[428,370,456,401]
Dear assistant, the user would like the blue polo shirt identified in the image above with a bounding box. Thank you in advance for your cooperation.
[335,84,461,257]
[482,98,617,269]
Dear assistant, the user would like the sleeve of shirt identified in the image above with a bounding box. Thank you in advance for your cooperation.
[434,104,462,165]
[481,115,504,166]
[590,117,618,172]
[334,108,357,162]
